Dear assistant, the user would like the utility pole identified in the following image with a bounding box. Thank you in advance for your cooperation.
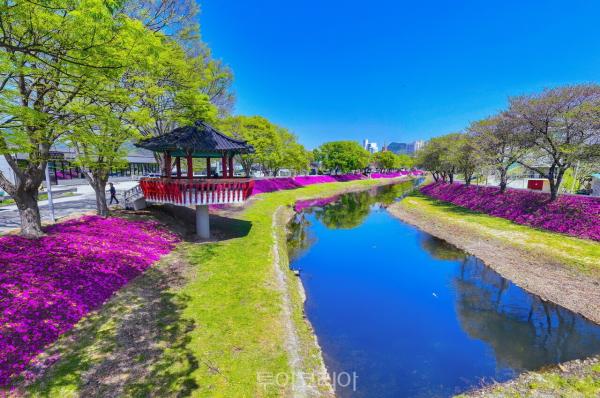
[45,163,55,223]
[571,161,580,193]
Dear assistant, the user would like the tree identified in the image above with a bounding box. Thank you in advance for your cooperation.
[218,116,309,176]
[281,135,312,175]
[508,84,600,200]
[394,154,414,169]
[447,133,482,186]
[372,151,397,171]
[469,113,528,192]
[0,1,144,236]
[314,141,370,173]
[415,135,459,182]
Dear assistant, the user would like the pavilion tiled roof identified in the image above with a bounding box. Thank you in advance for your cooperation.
[134,121,254,154]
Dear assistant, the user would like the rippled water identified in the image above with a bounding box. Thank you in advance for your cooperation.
[287,181,600,398]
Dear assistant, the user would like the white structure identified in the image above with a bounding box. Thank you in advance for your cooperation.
[362,139,379,153]
[412,140,425,153]
[592,174,600,197]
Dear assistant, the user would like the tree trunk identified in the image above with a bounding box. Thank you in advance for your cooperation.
[498,168,508,193]
[14,188,44,237]
[84,171,109,217]
[549,167,566,201]
[448,173,454,184]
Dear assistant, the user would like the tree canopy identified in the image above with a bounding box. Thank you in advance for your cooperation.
[314,141,371,173]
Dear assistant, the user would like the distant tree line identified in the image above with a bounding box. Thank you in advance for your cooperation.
[311,140,415,174]
[415,85,600,200]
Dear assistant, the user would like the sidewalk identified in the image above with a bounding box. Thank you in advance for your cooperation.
[0,180,139,234]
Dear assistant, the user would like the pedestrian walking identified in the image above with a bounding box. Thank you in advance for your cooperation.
[109,183,119,204]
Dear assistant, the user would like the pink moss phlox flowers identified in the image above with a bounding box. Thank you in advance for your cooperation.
[420,182,600,241]
[0,216,179,386]
[252,171,421,195]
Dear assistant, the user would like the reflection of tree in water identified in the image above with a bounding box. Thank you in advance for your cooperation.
[314,180,420,230]
[287,213,316,262]
[453,257,600,372]
[420,235,467,261]
[315,191,373,229]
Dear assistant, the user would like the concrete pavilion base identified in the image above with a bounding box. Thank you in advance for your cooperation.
[196,204,210,239]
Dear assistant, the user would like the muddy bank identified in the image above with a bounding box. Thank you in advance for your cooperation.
[387,202,600,326]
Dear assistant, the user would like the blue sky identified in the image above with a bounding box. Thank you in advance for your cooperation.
[200,0,600,149]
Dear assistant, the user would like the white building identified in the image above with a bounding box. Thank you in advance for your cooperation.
[362,139,379,153]
[412,140,425,153]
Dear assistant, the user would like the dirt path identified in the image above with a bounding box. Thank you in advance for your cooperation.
[387,202,600,325]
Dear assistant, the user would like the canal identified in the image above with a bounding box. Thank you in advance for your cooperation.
[287,181,600,398]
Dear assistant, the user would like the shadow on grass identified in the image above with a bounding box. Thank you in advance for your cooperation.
[147,204,252,242]
[17,248,206,398]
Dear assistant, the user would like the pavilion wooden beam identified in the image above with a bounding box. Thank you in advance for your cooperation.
[175,157,181,178]
[221,155,227,179]
[206,157,211,178]
[228,156,234,178]
[164,152,172,179]
[187,153,193,179]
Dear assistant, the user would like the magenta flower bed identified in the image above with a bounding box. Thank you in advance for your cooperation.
[0,216,179,386]
[421,182,600,241]
[252,171,420,195]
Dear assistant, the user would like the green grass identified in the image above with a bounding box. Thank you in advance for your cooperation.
[455,361,600,397]
[21,177,402,397]
[398,193,600,274]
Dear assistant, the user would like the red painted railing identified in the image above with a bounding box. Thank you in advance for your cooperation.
[139,178,254,205]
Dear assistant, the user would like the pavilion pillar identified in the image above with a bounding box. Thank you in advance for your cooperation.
[221,155,227,179]
[206,158,211,178]
[187,154,193,179]
[228,156,234,178]
[175,157,181,178]
[164,152,172,179]
[196,204,210,239]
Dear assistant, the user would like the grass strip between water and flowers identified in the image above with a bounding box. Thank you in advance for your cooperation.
[13,177,408,397]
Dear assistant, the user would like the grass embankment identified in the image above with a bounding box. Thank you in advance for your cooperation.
[457,357,600,398]
[396,193,600,274]
[21,177,405,398]
[388,193,600,398]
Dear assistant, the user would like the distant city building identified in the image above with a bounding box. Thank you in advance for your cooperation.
[362,139,379,153]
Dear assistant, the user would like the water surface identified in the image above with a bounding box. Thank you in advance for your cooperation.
[288,182,600,398]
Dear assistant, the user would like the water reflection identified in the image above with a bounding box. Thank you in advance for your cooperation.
[288,182,600,397]
[452,257,600,372]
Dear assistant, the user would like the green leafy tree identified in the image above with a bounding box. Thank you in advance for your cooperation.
[446,133,482,186]
[0,0,145,236]
[415,135,458,182]
[218,115,309,176]
[372,150,397,171]
[314,141,370,173]
[394,154,414,169]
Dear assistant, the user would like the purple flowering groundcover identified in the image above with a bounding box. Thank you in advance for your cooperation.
[252,171,420,195]
[0,216,179,386]
[420,182,600,241]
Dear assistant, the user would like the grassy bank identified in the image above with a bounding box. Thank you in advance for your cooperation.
[20,177,405,397]
[397,193,600,274]
[457,357,600,397]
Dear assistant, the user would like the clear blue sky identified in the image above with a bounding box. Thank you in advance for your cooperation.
[200,0,600,149]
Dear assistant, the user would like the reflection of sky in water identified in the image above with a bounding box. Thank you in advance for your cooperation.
[288,184,600,398]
